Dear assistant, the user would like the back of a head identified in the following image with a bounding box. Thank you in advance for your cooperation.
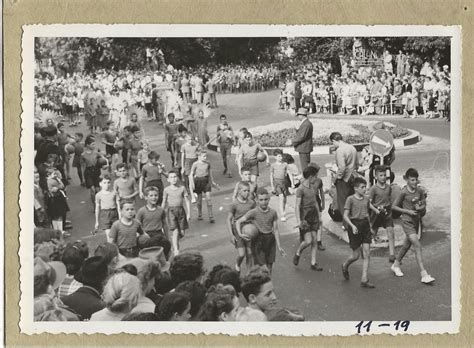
[175,280,207,319]
[102,272,141,313]
[194,284,236,321]
[121,312,158,321]
[170,251,204,287]
[155,291,190,321]
[61,241,88,275]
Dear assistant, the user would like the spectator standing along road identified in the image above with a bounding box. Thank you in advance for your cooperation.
[329,132,358,216]
[291,108,313,171]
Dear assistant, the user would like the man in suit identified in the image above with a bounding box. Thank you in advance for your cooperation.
[291,107,313,171]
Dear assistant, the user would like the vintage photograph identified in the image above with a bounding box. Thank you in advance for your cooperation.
[20,25,461,335]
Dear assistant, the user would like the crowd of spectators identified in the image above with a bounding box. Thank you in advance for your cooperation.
[34,227,304,322]
[278,52,451,120]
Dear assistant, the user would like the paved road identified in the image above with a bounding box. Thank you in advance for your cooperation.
[61,89,453,321]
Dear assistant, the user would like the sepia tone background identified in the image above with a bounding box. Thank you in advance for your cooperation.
[4,0,473,346]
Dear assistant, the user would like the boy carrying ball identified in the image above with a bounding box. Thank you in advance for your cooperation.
[236,188,286,275]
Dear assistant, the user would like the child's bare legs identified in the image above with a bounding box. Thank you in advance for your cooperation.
[278,194,286,220]
[245,245,253,271]
[205,192,214,222]
[386,226,395,260]
[343,247,360,272]
[52,219,63,233]
[266,263,273,276]
[197,193,203,219]
[172,229,180,255]
[65,154,71,179]
[310,231,318,266]
[296,232,312,257]
[394,236,411,267]
[76,168,84,185]
[104,228,111,241]
[407,233,426,273]
[361,243,371,283]
[111,154,119,175]
[89,187,96,206]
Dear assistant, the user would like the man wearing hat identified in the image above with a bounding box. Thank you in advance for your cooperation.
[291,107,313,171]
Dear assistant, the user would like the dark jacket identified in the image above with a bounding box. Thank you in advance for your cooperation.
[292,118,313,154]
[62,286,105,320]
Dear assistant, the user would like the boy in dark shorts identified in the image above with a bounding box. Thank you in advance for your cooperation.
[80,135,102,206]
[308,162,325,251]
[94,175,118,239]
[162,170,191,256]
[164,113,180,166]
[136,186,171,259]
[270,149,293,222]
[189,150,219,223]
[341,177,375,288]
[71,132,84,186]
[109,200,146,258]
[391,168,435,284]
[139,151,166,205]
[101,121,119,173]
[292,166,323,271]
[236,188,286,275]
[369,165,395,262]
[227,181,256,273]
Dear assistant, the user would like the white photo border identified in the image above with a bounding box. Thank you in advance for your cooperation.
[19,24,462,336]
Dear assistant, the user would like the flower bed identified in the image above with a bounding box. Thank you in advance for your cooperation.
[251,119,409,147]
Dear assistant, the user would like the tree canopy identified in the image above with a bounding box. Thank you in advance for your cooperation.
[35,36,451,75]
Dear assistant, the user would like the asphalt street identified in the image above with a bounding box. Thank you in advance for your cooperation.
[61,89,453,321]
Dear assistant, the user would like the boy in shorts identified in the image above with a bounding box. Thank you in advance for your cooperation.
[80,135,102,206]
[292,166,323,271]
[270,149,293,222]
[136,186,171,259]
[109,200,146,258]
[162,170,191,256]
[227,181,256,273]
[139,151,166,205]
[189,150,219,223]
[369,165,395,262]
[232,165,257,202]
[341,177,375,288]
[94,175,118,239]
[308,162,325,251]
[391,168,435,284]
[164,113,180,166]
[113,163,139,215]
[180,133,200,201]
[101,121,119,172]
[236,188,286,275]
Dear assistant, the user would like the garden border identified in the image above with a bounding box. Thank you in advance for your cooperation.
[207,129,421,155]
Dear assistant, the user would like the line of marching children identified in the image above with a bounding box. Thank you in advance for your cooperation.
[36,115,435,290]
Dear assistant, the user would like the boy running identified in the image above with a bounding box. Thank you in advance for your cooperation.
[391,168,435,284]
[341,177,376,288]
[94,175,118,239]
[236,188,286,275]
[162,170,191,256]
[292,166,323,271]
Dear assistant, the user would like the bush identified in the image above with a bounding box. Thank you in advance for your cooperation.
[253,124,409,147]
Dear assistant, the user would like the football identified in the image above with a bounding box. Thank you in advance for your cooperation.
[242,223,259,240]
[257,151,267,162]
